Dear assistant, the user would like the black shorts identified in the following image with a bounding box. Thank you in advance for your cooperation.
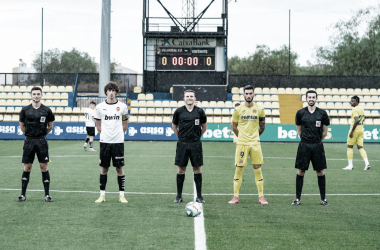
[99,143,124,168]
[175,141,203,167]
[86,127,95,136]
[295,141,327,171]
[22,137,50,164]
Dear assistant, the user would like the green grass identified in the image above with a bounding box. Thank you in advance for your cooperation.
[0,140,379,249]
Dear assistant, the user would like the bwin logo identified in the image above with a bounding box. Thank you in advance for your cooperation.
[128,127,138,136]
[166,127,175,137]
[105,115,120,120]
[54,126,63,136]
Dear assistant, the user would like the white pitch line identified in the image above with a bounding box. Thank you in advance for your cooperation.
[193,181,207,250]
[0,188,379,196]
[1,155,379,162]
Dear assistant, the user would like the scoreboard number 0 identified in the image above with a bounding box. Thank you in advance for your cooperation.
[206,57,212,66]
[162,56,167,66]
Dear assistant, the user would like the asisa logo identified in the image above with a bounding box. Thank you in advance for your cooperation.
[140,127,164,135]
[66,126,87,134]
[105,115,120,120]
[0,126,15,133]
[54,126,64,136]
[128,127,138,136]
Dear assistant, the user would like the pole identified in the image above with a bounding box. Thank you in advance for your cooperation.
[288,9,290,76]
[99,0,111,97]
[41,8,44,86]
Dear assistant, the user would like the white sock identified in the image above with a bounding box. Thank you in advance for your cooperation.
[100,190,105,195]
[364,159,369,166]
[119,191,124,196]
[348,160,353,168]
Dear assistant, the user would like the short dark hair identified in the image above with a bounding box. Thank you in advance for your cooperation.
[90,101,96,105]
[306,90,318,98]
[184,89,195,96]
[31,86,42,93]
[104,81,119,95]
[352,95,360,103]
[243,85,254,93]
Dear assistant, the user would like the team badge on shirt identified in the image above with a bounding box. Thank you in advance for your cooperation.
[40,116,46,122]
[116,107,120,112]
[316,121,321,127]
[253,109,257,113]
[195,119,199,125]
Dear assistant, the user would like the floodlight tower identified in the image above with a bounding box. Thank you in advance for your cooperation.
[142,0,228,100]
[182,0,196,27]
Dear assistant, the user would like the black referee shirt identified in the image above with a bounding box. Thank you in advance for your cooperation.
[19,104,55,137]
[295,107,330,143]
[172,106,207,142]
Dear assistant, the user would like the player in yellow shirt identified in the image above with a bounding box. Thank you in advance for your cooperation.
[228,85,268,205]
[343,95,371,170]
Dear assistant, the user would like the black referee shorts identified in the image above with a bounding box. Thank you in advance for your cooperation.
[175,141,203,167]
[86,127,95,136]
[99,142,124,168]
[295,141,327,171]
[22,137,50,164]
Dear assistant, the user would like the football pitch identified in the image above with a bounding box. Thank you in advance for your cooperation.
[0,140,379,250]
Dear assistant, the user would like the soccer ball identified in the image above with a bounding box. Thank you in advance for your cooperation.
[185,202,202,217]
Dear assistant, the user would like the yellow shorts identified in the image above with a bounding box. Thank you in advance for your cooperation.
[235,144,264,166]
[347,130,364,146]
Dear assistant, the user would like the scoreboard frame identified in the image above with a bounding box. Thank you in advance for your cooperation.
[142,0,228,92]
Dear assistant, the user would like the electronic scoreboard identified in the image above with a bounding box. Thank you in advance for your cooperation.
[142,0,228,93]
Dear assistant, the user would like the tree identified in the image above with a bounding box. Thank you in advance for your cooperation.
[228,45,299,75]
[32,48,98,73]
[315,5,380,76]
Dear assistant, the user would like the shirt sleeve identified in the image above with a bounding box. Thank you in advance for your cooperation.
[172,109,179,125]
[200,108,207,124]
[352,108,359,117]
[295,110,302,125]
[94,105,101,120]
[19,108,25,122]
[232,108,239,123]
[122,104,129,121]
[47,108,55,122]
[259,107,265,121]
[322,110,330,126]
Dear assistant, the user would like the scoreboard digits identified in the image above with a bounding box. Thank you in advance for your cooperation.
[156,47,215,71]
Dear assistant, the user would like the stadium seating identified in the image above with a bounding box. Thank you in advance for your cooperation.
[129,116,138,123]
[138,116,146,123]
[134,86,142,93]
[137,94,146,100]
[231,87,239,94]
[1,86,378,126]
[62,116,71,122]
[78,116,86,122]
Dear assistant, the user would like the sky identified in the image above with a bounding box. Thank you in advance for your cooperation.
[1,0,379,74]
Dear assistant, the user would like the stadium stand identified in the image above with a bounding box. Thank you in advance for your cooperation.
[1,86,379,125]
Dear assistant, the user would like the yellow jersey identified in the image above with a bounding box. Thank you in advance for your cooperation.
[232,103,265,145]
[350,105,365,132]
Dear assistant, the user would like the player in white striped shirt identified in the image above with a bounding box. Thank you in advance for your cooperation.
[94,82,129,203]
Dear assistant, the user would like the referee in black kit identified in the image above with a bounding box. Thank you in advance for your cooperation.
[18,86,55,202]
[292,90,331,206]
[172,89,207,204]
